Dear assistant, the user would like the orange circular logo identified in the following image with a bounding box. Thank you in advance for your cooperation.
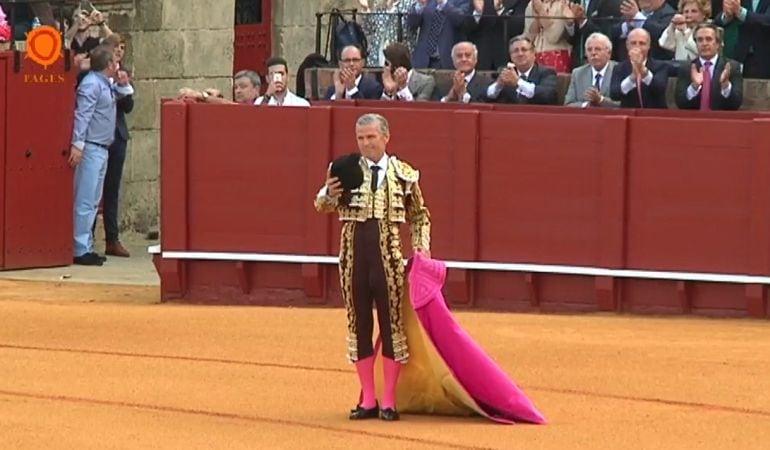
[25,26,62,69]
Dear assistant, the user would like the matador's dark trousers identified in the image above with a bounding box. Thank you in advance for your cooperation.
[339,219,407,362]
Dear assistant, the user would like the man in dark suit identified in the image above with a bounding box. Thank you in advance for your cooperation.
[408,0,471,70]
[568,0,624,67]
[485,35,559,105]
[612,0,675,61]
[325,45,383,100]
[85,37,134,258]
[716,0,770,79]
[102,62,133,257]
[464,0,529,71]
[675,23,743,110]
[610,27,669,108]
[439,41,492,102]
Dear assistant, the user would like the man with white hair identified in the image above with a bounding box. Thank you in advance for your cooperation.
[439,41,491,103]
[564,33,620,108]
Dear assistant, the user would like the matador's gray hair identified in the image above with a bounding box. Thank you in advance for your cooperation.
[356,113,390,136]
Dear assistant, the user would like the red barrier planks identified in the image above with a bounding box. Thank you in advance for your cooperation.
[477,111,607,266]
[625,117,753,274]
[2,52,74,269]
[155,102,770,318]
[0,55,6,268]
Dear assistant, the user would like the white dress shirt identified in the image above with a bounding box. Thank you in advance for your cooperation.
[254,90,311,107]
[486,66,536,99]
[382,70,415,101]
[581,64,609,108]
[620,10,651,38]
[620,61,654,95]
[365,153,388,189]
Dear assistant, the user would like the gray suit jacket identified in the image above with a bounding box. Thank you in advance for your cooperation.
[564,61,621,108]
[409,71,436,101]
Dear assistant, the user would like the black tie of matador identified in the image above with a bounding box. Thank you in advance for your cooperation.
[370,165,380,210]
[371,165,380,192]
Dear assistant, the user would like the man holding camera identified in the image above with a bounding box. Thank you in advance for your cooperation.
[254,57,310,107]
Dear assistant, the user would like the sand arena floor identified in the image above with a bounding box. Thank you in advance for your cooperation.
[0,280,768,449]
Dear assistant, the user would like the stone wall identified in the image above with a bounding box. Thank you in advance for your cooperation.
[95,0,235,234]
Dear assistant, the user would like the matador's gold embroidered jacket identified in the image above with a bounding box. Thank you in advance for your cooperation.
[314,155,431,251]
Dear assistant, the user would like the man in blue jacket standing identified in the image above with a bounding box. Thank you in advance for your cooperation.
[69,44,134,266]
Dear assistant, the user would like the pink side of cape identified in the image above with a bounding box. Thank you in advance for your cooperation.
[407,253,547,424]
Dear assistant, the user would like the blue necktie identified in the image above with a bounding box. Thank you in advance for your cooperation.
[594,73,602,90]
[425,3,446,58]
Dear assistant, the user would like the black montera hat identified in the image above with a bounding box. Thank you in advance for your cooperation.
[330,153,364,192]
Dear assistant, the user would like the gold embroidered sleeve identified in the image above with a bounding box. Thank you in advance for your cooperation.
[314,187,339,213]
[406,180,431,251]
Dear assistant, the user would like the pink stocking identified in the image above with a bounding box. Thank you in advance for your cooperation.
[382,357,401,410]
[354,356,377,409]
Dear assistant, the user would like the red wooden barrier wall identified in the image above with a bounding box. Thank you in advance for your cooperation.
[0,51,76,270]
[155,101,770,318]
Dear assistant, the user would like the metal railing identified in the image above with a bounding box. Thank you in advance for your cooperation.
[315,9,630,67]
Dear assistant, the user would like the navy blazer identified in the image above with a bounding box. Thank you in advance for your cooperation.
[115,90,134,142]
[609,58,669,109]
[486,64,559,105]
[570,0,623,67]
[408,0,471,69]
[611,4,676,61]
[463,0,527,71]
[325,75,384,100]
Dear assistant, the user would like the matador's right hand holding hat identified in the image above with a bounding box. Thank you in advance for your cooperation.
[330,153,364,192]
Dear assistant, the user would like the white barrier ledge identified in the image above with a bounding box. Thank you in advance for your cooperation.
[148,248,770,285]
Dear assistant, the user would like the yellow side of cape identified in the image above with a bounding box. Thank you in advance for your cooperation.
[374,290,488,418]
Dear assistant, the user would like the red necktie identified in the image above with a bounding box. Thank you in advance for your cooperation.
[700,61,712,111]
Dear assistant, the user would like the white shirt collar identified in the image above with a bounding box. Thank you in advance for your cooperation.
[699,55,719,69]
[464,70,476,84]
[366,153,389,171]
[591,63,609,79]
[517,65,534,79]
[254,90,311,107]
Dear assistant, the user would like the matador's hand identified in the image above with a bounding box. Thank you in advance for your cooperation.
[325,168,343,198]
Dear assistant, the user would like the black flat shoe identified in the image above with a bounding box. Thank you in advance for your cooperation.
[349,403,379,420]
[73,253,103,266]
[379,408,400,421]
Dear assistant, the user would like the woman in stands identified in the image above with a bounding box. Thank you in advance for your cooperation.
[658,0,710,61]
[524,0,574,73]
